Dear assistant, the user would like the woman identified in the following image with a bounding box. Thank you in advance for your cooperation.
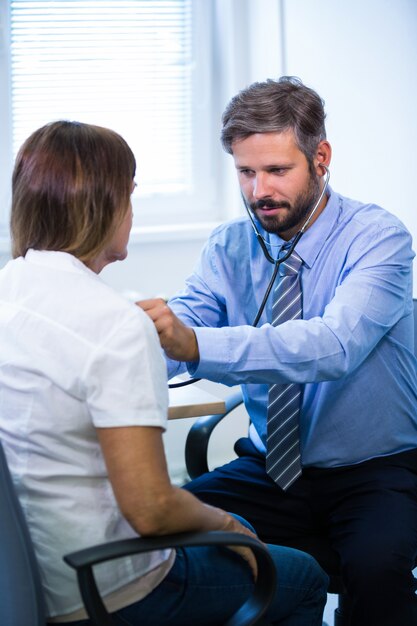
[0,121,328,625]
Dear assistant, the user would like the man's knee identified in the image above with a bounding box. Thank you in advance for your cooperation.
[342,548,415,597]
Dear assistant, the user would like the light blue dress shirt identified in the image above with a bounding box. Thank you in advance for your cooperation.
[168,187,417,468]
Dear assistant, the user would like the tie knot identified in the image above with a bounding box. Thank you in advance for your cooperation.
[278,250,303,277]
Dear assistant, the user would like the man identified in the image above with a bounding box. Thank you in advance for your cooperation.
[139,76,417,625]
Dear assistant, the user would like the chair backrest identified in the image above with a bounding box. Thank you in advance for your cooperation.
[0,439,47,626]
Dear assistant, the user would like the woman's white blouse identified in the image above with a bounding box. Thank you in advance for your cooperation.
[0,249,172,619]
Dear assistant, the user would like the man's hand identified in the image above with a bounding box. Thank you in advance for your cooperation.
[137,298,199,362]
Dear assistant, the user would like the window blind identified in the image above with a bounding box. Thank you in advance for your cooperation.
[10,0,193,196]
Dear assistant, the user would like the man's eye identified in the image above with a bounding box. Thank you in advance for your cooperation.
[239,169,254,177]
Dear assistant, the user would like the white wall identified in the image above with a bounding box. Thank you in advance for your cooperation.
[283,0,417,293]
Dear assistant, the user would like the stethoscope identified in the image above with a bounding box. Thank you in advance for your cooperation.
[244,163,330,326]
[168,164,330,388]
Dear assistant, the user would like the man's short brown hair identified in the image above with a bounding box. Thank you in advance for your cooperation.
[221,76,326,166]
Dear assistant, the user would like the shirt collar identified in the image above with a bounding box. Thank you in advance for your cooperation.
[24,249,101,280]
[260,186,341,269]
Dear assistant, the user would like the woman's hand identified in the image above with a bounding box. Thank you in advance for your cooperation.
[219,513,263,580]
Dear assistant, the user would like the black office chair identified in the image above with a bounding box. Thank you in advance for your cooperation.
[0,439,277,626]
[185,298,417,626]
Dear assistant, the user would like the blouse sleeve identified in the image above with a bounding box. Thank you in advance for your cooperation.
[83,306,169,429]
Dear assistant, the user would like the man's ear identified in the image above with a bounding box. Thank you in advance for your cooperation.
[314,140,332,176]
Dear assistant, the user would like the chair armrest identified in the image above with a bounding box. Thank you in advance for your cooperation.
[185,389,244,479]
[64,530,276,626]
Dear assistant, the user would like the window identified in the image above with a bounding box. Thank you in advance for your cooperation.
[0,0,219,232]
[0,0,282,241]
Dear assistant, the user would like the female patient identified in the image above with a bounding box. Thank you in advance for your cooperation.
[0,121,328,625]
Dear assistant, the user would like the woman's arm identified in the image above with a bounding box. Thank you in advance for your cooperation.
[97,425,259,575]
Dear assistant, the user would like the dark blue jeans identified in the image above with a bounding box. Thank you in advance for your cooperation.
[64,516,328,625]
[113,541,328,625]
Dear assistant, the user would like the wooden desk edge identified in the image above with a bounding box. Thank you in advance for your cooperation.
[168,400,226,420]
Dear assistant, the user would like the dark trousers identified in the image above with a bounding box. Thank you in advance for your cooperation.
[184,438,417,626]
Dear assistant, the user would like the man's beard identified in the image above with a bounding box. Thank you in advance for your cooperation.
[249,172,321,236]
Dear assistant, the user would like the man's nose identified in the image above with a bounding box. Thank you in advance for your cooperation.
[253,173,274,200]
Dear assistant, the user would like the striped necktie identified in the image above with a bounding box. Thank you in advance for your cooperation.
[266,250,303,490]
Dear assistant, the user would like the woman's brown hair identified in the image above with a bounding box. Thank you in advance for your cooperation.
[10,120,136,261]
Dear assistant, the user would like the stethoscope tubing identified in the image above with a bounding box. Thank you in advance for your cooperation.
[168,166,330,387]
[248,165,330,326]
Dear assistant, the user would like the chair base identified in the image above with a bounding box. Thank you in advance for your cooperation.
[334,595,351,626]
[321,607,349,626]
[334,608,348,625]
